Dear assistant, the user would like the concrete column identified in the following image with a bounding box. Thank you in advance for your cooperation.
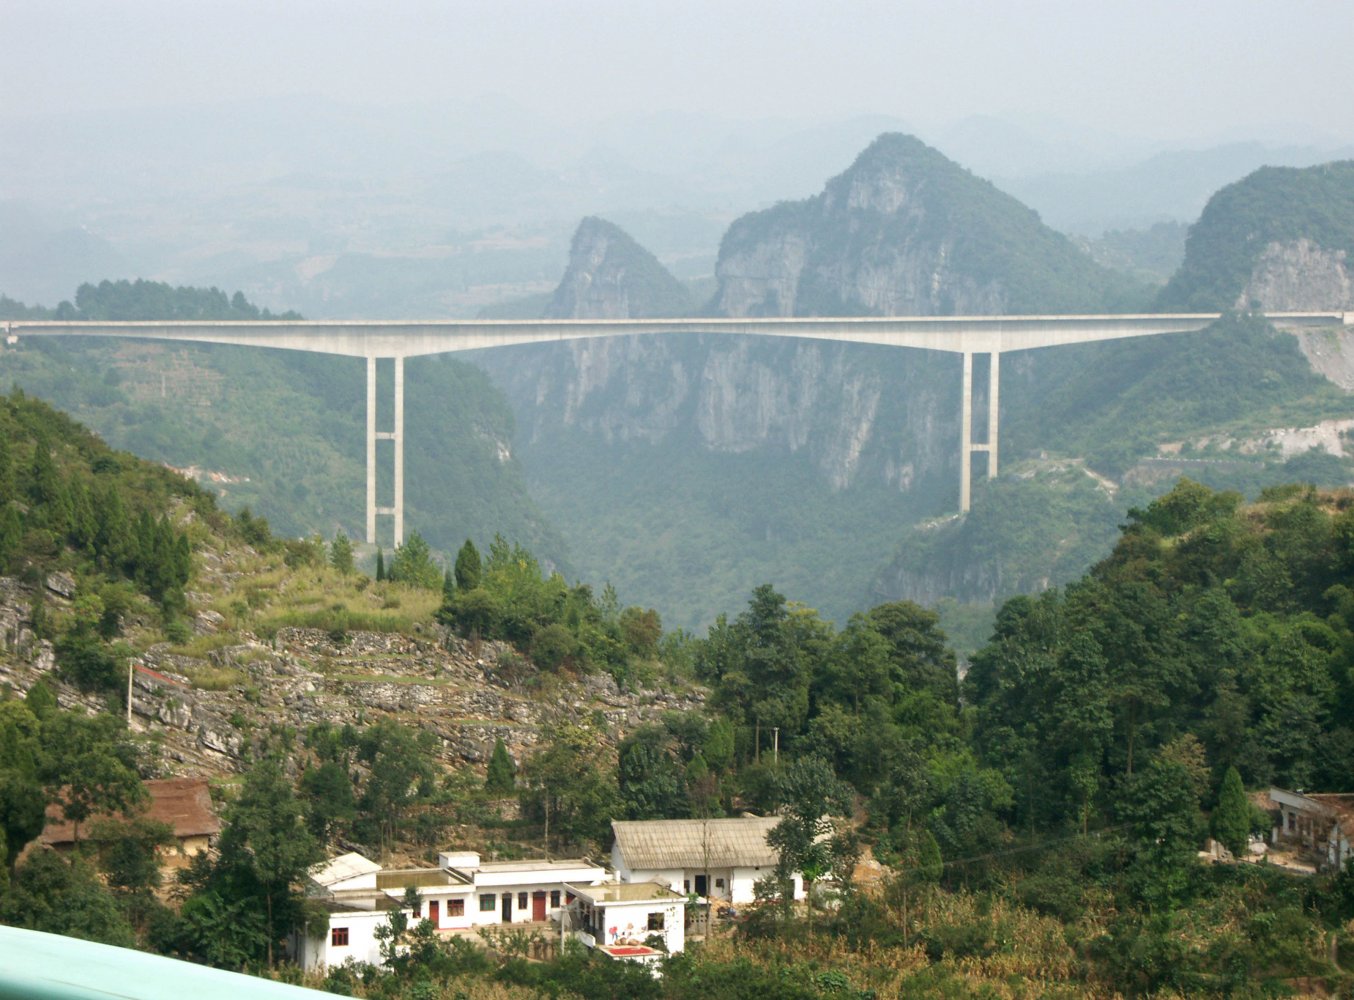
[987,351,1000,479]
[366,355,377,544]
[960,351,973,513]
[393,356,404,546]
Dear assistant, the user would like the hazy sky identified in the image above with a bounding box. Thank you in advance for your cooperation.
[3,0,1352,142]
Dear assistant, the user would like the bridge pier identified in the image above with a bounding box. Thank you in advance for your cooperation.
[365,355,405,547]
[959,351,1000,513]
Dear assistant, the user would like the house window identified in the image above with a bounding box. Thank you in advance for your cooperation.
[550,890,560,907]
[410,900,421,917]
[683,880,690,892]
[518,892,528,909]
[331,927,349,947]
[480,894,496,912]
[647,912,665,931]
[715,878,725,889]
[449,899,465,917]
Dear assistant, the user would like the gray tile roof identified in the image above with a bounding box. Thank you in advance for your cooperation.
[611,816,781,869]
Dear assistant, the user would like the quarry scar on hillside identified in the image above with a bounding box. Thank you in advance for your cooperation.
[8,312,1348,542]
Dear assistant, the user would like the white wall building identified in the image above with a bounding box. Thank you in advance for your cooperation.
[564,880,685,967]
[295,851,606,972]
[610,817,804,905]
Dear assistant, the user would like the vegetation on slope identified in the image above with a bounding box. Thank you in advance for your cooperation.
[0,280,565,565]
[3,386,1353,995]
[1158,159,1354,310]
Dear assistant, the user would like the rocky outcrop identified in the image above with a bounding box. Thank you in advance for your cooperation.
[0,576,705,778]
[1238,238,1353,312]
[545,217,691,319]
[711,133,1126,317]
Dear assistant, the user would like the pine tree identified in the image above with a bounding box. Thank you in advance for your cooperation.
[1211,765,1251,857]
[485,738,517,796]
[454,539,481,591]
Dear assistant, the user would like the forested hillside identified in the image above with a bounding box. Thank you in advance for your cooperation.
[0,281,565,567]
[1159,160,1354,311]
[2,385,1353,994]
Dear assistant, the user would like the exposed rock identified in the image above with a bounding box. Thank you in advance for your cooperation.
[1238,239,1352,312]
[194,609,226,635]
[545,217,691,320]
[1294,327,1354,391]
[45,571,76,598]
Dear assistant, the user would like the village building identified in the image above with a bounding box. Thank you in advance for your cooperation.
[609,816,803,905]
[563,879,685,967]
[40,776,221,875]
[1267,787,1354,871]
[295,850,607,972]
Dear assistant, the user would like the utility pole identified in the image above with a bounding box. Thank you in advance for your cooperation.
[773,727,779,764]
[126,660,135,728]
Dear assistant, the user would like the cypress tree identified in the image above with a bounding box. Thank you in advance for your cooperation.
[375,548,385,582]
[485,738,516,796]
[1211,765,1251,857]
[454,539,481,592]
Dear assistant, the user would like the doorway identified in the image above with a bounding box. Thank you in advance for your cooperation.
[501,893,512,923]
[428,900,439,928]
[532,891,547,921]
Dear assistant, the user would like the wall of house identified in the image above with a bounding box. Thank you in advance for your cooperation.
[467,881,574,926]
[592,900,683,954]
[301,910,387,971]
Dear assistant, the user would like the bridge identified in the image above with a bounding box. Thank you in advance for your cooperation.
[6,312,1349,545]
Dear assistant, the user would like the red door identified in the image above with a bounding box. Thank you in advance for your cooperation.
[428,900,439,928]
[532,891,547,921]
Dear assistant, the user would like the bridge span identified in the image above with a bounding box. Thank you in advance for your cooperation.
[5,312,1348,544]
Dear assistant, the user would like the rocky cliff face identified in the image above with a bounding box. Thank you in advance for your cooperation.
[0,577,703,779]
[545,216,692,319]
[711,133,1130,317]
[490,333,956,493]
[1238,238,1353,311]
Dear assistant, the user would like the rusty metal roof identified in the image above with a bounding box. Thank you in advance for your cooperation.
[42,777,221,846]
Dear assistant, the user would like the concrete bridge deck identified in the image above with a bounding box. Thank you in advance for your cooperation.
[5,311,1348,542]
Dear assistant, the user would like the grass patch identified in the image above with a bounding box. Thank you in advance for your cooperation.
[178,664,247,691]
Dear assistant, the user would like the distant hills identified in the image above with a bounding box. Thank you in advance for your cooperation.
[4,131,1352,632]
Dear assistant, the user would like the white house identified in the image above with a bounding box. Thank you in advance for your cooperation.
[610,817,804,905]
[295,850,607,971]
[564,879,685,967]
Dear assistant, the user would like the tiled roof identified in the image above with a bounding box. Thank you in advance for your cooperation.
[612,817,781,869]
[42,777,221,846]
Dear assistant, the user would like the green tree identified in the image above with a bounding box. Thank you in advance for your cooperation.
[520,724,621,852]
[375,548,385,581]
[765,755,852,927]
[0,849,135,947]
[454,538,482,591]
[1210,765,1250,857]
[329,531,355,575]
[216,755,321,965]
[388,530,441,589]
[40,712,145,844]
[300,759,356,843]
[355,720,436,851]
[485,738,517,797]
